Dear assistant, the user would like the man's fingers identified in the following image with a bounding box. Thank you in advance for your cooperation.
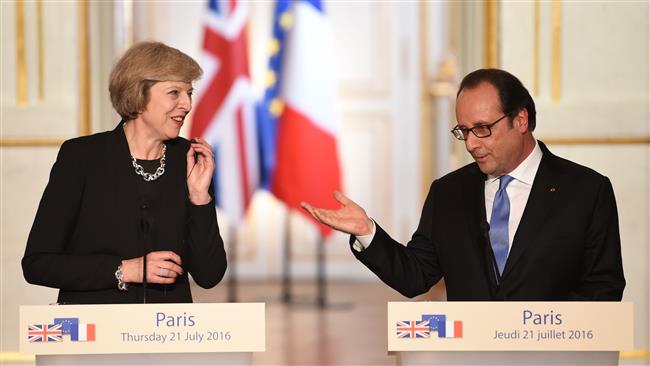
[301,201,317,217]
[302,202,333,225]
[333,190,351,206]
[311,208,328,225]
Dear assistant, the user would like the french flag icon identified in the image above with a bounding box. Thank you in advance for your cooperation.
[438,320,463,338]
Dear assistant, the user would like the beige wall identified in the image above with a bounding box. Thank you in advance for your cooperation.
[498,0,650,355]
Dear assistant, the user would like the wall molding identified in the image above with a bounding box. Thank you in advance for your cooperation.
[541,136,650,145]
[1,1,90,147]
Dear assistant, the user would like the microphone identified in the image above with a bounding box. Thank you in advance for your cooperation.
[480,221,503,297]
[140,202,152,304]
[187,139,200,178]
[190,138,200,162]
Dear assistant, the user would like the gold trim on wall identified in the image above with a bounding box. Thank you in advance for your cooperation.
[620,349,650,361]
[532,0,540,96]
[542,136,650,145]
[0,139,64,147]
[0,345,647,361]
[78,0,91,136]
[420,1,434,201]
[484,0,499,68]
[551,0,562,103]
[0,352,35,363]
[16,0,27,107]
[2,1,90,147]
[37,0,44,100]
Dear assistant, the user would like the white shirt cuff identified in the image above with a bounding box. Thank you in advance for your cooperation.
[352,219,376,252]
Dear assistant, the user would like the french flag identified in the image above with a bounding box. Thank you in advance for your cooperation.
[191,0,259,222]
[438,320,463,338]
[73,323,96,342]
[270,0,342,235]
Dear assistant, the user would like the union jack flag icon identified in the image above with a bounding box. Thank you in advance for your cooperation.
[396,320,430,338]
[28,324,62,342]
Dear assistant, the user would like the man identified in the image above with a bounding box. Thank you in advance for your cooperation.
[302,69,625,301]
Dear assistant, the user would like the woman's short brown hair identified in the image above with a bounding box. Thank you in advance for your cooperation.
[109,41,203,120]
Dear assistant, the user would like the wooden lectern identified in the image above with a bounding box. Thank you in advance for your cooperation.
[20,303,265,366]
[388,302,633,366]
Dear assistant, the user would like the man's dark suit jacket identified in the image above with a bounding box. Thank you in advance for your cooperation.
[352,141,625,301]
[23,123,227,304]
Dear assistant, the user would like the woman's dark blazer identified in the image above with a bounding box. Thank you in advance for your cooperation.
[22,123,227,304]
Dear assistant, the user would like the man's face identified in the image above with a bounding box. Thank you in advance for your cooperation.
[455,82,529,176]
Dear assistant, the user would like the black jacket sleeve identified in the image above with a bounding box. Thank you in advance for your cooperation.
[350,182,442,298]
[184,188,227,289]
[22,140,123,291]
[568,177,625,300]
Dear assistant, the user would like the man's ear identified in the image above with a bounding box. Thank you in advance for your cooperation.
[514,108,529,132]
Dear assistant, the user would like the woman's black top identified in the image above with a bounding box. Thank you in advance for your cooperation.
[22,122,227,304]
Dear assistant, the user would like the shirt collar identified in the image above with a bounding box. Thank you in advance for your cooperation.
[487,139,542,186]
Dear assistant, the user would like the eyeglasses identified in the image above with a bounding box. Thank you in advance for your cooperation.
[451,114,509,141]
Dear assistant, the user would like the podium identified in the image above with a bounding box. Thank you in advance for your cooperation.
[19,303,265,366]
[387,302,633,366]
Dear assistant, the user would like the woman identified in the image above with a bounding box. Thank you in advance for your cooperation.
[22,41,227,304]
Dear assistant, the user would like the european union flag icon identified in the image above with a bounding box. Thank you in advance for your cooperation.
[53,317,79,339]
[421,314,446,332]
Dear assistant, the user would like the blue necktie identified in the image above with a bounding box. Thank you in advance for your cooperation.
[489,175,514,275]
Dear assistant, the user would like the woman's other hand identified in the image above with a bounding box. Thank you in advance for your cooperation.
[121,251,183,284]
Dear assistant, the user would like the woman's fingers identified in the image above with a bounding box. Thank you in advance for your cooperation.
[148,250,182,265]
[121,251,185,284]
[144,251,184,283]
[150,260,183,277]
[189,138,214,160]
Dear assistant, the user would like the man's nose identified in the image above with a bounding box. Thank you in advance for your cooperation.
[464,131,480,151]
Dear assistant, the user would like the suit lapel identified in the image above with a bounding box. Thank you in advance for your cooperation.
[462,164,486,243]
[463,165,500,298]
[501,143,561,280]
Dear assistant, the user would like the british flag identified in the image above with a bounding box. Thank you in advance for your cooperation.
[191,0,259,223]
[396,320,431,339]
[28,324,62,343]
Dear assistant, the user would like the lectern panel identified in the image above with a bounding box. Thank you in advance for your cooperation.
[20,303,265,355]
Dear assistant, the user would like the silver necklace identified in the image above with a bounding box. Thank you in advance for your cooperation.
[123,122,166,181]
[130,145,166,182]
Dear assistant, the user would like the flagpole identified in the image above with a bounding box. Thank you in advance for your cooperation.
[281,208,292,303]
[316,232,326,308]
[227,224,237,302]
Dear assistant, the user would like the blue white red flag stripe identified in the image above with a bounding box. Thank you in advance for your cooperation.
[192,0,259,222]
[76,323,96,342]
[270,0,342,235]
[438,320,463,338]
[256,0,291,189]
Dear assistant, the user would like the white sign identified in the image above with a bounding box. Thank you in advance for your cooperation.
[20,303,265,355]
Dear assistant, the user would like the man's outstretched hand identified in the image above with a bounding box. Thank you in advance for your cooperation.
[301,191,373,236]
